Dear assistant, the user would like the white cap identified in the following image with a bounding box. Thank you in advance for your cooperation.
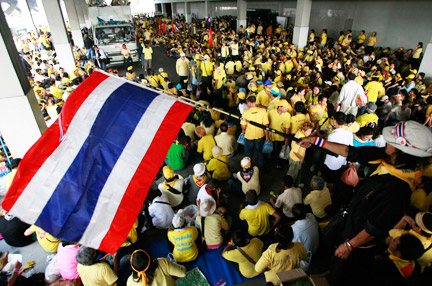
[180,53,185,57]
[193,163,206,176]
[380,95,389,102]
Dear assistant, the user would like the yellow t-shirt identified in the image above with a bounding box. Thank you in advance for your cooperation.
[389,229,432,268]
[256,90,270,107]
[255,242,307,285]
[167,227,199,263]
[413,48,423,59]
[364,81,385,102]
[196,213,228,247]
[358,34,366,44]
[214,68,226,89]
[290,113,310,135]
[197,134,216,160]
[367,36,376,47]
[50,86,64,99]
[241,107,269,140]
[268,109,291,141]
[225,61,235,75]
[304,188,332,218]
[143,47,153,60]
[206,156,231,181]
[239,202,275,237]
[201,61,214,77]
[343,121,360,134]
[289,130,306,162]
[223,238,264,278]
[31,225,60,253]
[321,33,327,44]
[6,169,17,190]
[77,262,118,286]
[127,258,186,286]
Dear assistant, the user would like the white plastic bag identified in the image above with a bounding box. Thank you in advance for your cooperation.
[45,254,61,283]
[279,144,290,160]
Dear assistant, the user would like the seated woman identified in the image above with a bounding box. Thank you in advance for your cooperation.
[158,166,184,208]
[147,188,175,229]
[127,250,186,286]
[206,146,231,181]
[76,247,118,286]
[255,223,307,286]
[196,199,228,249]
[222,230,264,278]
[24,225,60,253]
[167,209,199,263]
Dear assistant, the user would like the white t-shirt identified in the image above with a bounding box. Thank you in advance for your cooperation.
[148,194,175,229]
[292,213,319,255]
[392,106,412,121]
[275,187,302,218]
[324,128,353,170]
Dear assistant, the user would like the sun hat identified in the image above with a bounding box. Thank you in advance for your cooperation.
[415,212,432,235]
[246,74,254,80]
[172,209,186,228]
[383,121,432,157]
[240,157,251,170]
[193,163,206,177]
[212,146,223,158]
[158,67,164,73]
[366,102,377,113]
[380,95,389,102]
[199,199,216,217]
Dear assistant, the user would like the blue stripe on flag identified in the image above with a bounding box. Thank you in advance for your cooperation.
[36,83,159,241]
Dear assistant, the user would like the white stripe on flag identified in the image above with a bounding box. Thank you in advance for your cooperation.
[9,77,125,223]
[79,94,177,248]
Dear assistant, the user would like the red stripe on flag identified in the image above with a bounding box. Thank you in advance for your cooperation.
[99,101,193,254]
[2,72,109,212]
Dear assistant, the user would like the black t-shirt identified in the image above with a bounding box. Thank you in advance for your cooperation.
[0,216,34,247]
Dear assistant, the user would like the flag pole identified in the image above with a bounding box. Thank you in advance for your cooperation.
[0,134,11,165]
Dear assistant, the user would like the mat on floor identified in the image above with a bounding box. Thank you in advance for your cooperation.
[139,238,260,286]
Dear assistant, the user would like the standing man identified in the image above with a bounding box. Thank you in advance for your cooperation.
[336,73,366,116]
[176,53,189,89]
[142,42,153,72]
[93,45,107,71]
[241,96,270,170]
[213,61,226,106]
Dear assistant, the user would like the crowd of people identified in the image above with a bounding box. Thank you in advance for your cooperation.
[1,10,432,286]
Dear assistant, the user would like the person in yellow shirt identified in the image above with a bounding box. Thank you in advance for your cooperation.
[356,103,379,127]
[196,126,216,161]
[320,28,327,48]
[126,66,137,81]
[225,60,235,75]
[239,190,281,237]
[255,223,307,285]
[268,99,291,169]
[357,30,366,48]
[288,122,314,186]
[338,31,345,45]
[213,62,226,105]
[290,102,311,135]
[364,76,385,103]
[256,82,272,108]
[304,175,332,219]
[176,53,189,89]
[206,146,231,181]
[24,225,60,253]
[128,250,186,286]
[308,29,315,44]
[167,209,199,263]
[366,32,377,54]
[241,96,270,170]
[76,247,118,286]
[142,42,153,71]
[200,55,214,97]
[222,230,264,278]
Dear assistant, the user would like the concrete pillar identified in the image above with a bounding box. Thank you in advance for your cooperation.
[237,0,247,33]
[78,0,91,28]
[41,0,76,73]
[419,35,432,80]
[74,0,87,29]
[185,2,191,23]
[204,0,210,18]
[161,3,166,17]
[0,6,47,158]
[171,3,175,18]
[63,0,85,48]
[293,0,312,49]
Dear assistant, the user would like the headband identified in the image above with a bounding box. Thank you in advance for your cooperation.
[130,250,151,286]
[415,212,432,235]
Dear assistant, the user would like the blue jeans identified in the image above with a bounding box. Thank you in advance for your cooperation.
[244,137,265,169]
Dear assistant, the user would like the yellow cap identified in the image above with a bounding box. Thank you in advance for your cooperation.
[407,74,415,79]
[127,66,133,71]
[238,91,246,100]
[278,99,290,109]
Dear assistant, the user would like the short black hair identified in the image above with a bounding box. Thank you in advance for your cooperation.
[245,189,258,205]
[232,230,248,247]
[348,73,356,81]
[283,175,294,188]
[292,203,307,220]
[247,96,256,103]
[333,111,346,125]
[397,233,424,260]
[220,123,228,132]
[294,101,307,114]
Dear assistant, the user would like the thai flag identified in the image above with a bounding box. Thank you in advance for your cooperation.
[2,71,193,254]
[174,23,180,33]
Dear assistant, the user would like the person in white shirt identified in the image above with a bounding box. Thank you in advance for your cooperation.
[336,73,366,116]
[270,175,302,219]
[384,99,412,125]
[291,203,319,255]
[214,123,237,158]
[147,188,174,229]
[323,112,353,183]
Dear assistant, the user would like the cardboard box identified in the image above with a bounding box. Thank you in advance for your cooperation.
[277,269,328,286]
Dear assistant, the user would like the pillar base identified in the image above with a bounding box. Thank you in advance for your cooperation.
[419,42,432,80]
[293,26,309,49]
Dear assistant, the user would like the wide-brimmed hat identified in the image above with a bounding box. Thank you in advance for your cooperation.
[383,121,432,157]
[212,146,223,158]
[172,209,186,228]
[193,163,206,177]
[199,199,216,217]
